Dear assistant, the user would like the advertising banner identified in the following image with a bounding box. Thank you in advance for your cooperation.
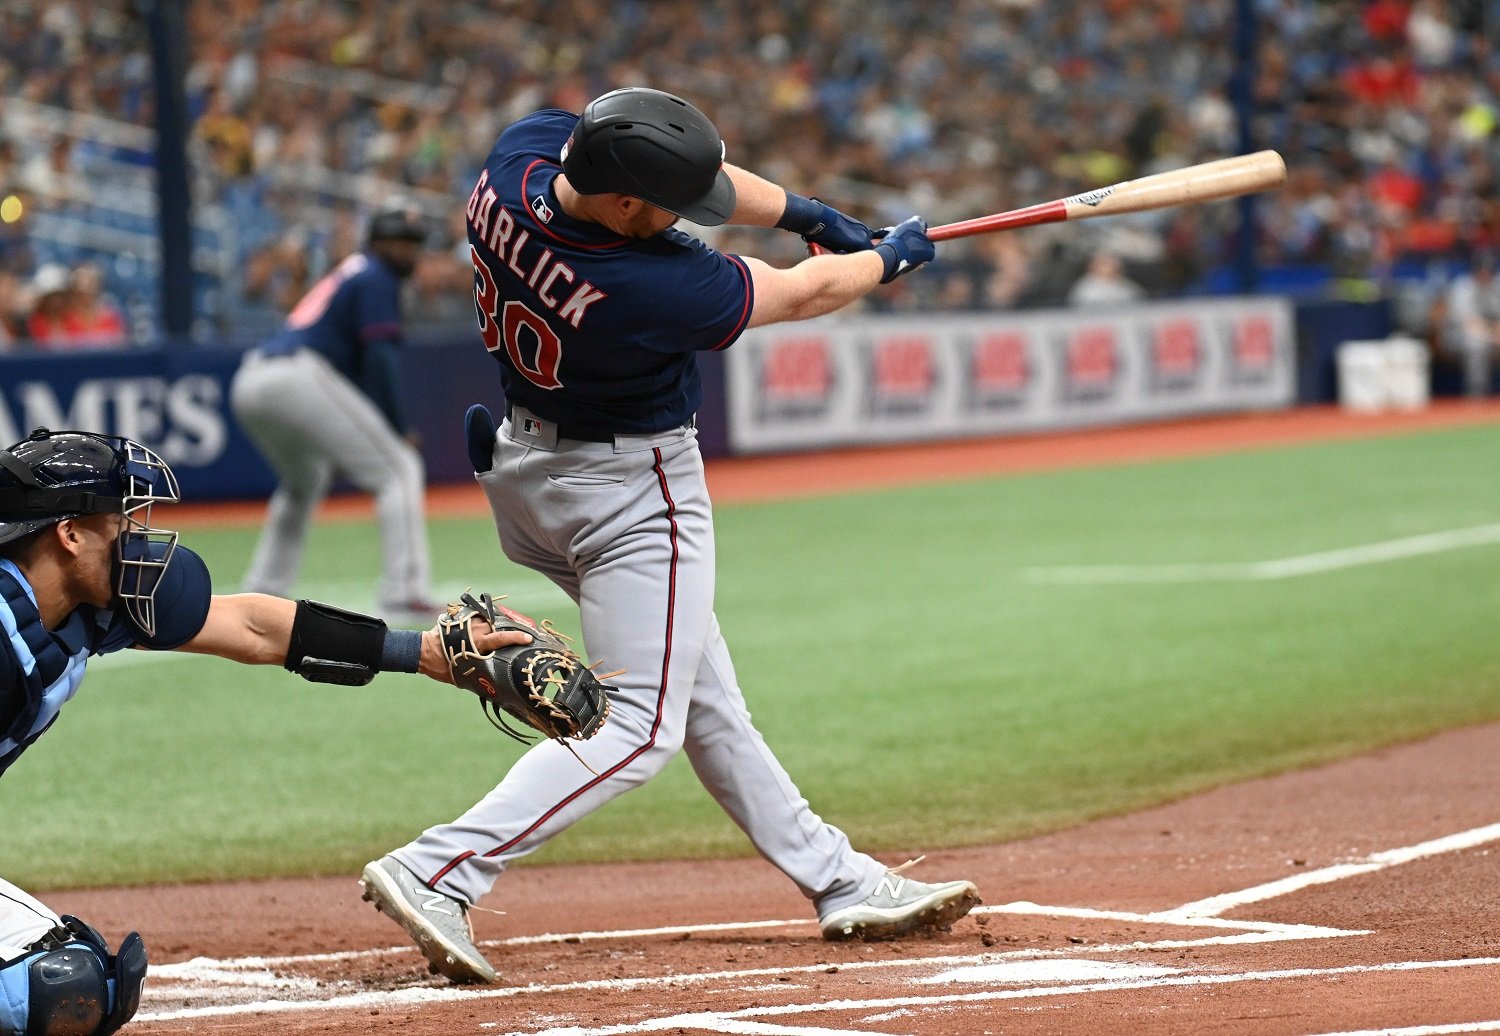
[725,297,1295,453]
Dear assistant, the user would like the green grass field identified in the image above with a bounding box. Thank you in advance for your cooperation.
[5,421,1500,890]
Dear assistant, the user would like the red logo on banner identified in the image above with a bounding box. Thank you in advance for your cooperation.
[1233,315,1275,371]
[873,336,935,396]
[1152,319,1201,379]
[1065,327,1118,389]
[971,332,1029,391]
[762,337,832,402]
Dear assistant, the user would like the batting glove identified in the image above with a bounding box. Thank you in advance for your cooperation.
[777,192,875,253]
[873,216,935,283]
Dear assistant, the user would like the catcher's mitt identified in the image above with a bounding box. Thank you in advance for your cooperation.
[440,592,614,743]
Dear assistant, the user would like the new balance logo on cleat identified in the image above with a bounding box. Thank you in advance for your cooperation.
[819,867,981,942]
[360,856,498,984]
[419,889,456,916]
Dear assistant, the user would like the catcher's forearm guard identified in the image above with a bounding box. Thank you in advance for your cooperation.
[440,592,613,743]
[284,599,386,685]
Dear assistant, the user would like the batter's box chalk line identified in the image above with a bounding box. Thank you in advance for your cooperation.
[137,821,1500,1026]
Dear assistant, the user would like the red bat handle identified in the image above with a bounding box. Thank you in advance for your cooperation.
[806,197,1069,257]
[928,200,1068,241]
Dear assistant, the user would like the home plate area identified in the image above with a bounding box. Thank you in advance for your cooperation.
[133,837,1500,1036]
[102,722,1500,1034]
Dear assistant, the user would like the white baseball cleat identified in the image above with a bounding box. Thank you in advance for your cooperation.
[360,856,498,984]
[819,861,981,941]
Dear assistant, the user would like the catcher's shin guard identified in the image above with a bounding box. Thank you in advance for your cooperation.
[0,915,147,1035]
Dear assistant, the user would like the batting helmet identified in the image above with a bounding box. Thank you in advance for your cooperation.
[561,87,737,227]
[367,202,427,244]
[0,428,180,636]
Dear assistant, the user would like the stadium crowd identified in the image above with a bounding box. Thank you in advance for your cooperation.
[0,0,1498,348]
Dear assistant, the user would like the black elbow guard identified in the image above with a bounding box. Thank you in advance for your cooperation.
[284,600,387,685]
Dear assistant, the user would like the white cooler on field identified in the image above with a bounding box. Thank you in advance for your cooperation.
[1337,337,1430,413]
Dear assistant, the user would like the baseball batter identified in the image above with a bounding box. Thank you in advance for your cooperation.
[0,427,528,1035]
[360,87,979,985]
[230,203,437,624]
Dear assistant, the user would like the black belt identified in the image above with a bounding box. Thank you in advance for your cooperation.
[505,405,614,442]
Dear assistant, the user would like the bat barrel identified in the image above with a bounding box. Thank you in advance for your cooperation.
[926,150,1286,243]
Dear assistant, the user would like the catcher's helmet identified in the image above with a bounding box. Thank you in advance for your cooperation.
[561,87,736,226]
[366,202,427,244]
[0,428,180,636]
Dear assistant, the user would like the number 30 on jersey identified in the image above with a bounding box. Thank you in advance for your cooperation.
[471,249,564,390]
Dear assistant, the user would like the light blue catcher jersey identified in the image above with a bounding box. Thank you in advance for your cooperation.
[0,546,211,777]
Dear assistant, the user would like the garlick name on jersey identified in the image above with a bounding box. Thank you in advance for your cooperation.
[467,169,606,330]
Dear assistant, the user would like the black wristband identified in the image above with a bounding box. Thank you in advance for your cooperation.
[380,628,423,674]
[776,191,824,234]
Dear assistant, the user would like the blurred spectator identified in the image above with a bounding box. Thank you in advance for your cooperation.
[21,261,127,350]
[64,261,128,348]
[1436,250,1500,397]
[4,0,1500,330]
[25,263,72,345]
[0,272,22,350]
[1067,251,1146,307]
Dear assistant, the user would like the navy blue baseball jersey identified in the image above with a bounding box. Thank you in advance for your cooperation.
[465,110,754,436]
[0,546,211,777]
[257,251,409,430]
[260,252,404,371]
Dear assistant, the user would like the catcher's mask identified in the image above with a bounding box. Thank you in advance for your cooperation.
[0,427,181,637]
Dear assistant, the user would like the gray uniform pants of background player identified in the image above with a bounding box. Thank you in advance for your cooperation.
[393,414,887,917]
[229,349,431,610]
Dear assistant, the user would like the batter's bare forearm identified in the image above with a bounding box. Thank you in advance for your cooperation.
[745,251,886,327]
[724,164,795,228]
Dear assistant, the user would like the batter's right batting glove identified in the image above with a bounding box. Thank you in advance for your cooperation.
[777,192,875,253]
[874,216,936,283]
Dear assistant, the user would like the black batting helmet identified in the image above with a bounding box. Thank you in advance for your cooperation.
[561,87,737,227]
[0,428,180,636]
[366,202,427,244]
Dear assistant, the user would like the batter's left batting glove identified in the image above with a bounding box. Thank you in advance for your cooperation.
[778,192,875,253]
[873,216,936,283]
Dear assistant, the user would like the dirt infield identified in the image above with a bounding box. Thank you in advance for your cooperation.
[57,402,1500,1034]
[62,721,1500,1035]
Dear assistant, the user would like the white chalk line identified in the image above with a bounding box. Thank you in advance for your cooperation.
[489,958,1500,1036]
[1308,1024,1500,1036]
[135,820,1500,1026]
[1024,521,1500,584]
[1160,820,1500,920]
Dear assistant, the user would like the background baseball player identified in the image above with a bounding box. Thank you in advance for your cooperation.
[230,201,439,625]
[359,87,979,986]
[0,427,529,1035]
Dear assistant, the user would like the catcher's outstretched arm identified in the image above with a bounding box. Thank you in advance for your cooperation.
[177,593,531,685]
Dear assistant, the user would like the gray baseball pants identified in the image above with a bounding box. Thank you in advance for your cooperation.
[230,349,431,611]
[393,409,884,917]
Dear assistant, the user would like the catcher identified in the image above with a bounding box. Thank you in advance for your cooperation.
[0,427,542,1036]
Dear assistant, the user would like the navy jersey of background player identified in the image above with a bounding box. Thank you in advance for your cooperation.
[259,251,405,377]
[466,110,755,436]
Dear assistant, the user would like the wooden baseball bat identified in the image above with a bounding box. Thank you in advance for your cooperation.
[927,150,1286,241]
